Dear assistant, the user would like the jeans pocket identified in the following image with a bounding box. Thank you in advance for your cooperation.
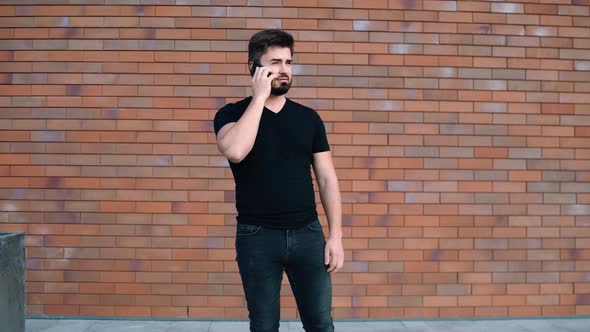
[306,219,323,232]
[236,223,262,236]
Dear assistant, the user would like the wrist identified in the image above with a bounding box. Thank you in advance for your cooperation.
[252,95,266,104]
[328,232,342,240]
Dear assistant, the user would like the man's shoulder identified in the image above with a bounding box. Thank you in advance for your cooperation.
[286,98,321,118]
[213,97,253,134]
[287,98,313,111]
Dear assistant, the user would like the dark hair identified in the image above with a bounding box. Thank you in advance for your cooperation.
[248,29,294,62]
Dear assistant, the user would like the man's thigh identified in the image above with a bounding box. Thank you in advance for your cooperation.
[235,224,285,332]
[285,220,334,332]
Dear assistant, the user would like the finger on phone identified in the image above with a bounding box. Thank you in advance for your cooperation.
[262,69,273,78]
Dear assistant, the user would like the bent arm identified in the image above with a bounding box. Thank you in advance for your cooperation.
[216,97,265,163]
[216,65,277,163]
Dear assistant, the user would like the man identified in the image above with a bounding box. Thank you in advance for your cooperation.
[213,29,344,332]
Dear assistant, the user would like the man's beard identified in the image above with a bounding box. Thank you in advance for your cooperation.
[271,76,291,96]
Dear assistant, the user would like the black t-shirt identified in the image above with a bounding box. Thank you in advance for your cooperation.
[214,96,330,229]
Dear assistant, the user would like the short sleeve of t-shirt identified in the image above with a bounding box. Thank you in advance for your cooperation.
[312,112,330,153]
[214,103,241,136]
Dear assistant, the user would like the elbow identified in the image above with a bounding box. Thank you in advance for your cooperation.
[218,139,245,163]
[227,154,244,164]
[224,147,246,164]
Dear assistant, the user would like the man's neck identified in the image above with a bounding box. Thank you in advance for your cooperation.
[264,94,286,112]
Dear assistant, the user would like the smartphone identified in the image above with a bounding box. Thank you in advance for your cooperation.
[249,59,261,76]
[249,59,271,77]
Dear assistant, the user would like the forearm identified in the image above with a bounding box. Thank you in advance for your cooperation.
[318,177,342,239]
[218,97,265,162]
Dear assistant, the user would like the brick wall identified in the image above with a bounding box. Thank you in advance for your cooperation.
[1,0,589,319]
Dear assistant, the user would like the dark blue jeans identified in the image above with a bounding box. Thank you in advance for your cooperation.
[235,219,334,332]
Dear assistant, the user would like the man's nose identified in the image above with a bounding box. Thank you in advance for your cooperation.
[279,62,288,73]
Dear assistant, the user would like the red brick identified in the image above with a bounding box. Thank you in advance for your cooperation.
[4,1,590,320]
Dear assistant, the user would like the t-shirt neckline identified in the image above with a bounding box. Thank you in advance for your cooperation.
[263,98,289,115]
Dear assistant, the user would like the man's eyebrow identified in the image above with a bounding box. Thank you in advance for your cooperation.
[270,58,293,62]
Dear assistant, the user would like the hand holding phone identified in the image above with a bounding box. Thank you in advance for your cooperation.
[249,59,271,77]
[249,59,277,101]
